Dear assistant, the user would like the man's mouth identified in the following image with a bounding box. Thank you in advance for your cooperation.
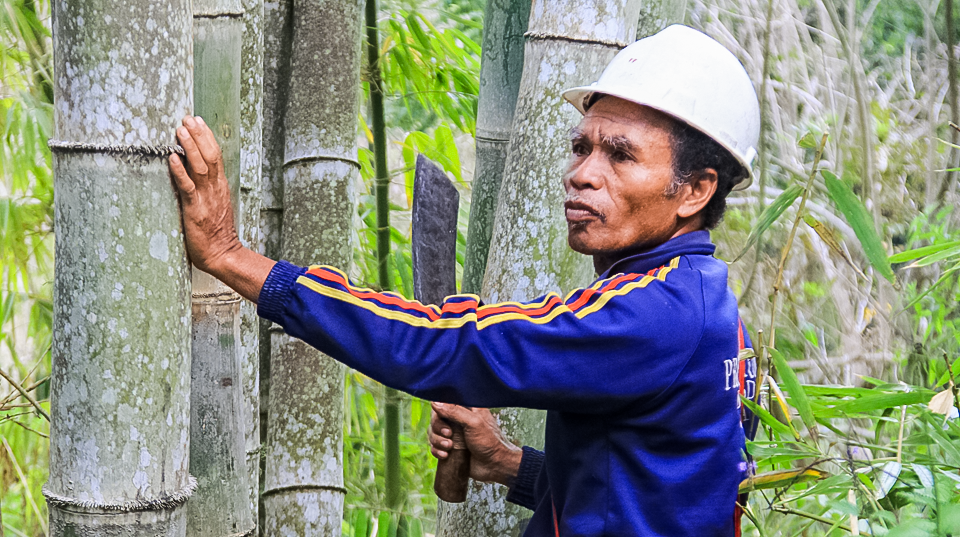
[564,199,603,223]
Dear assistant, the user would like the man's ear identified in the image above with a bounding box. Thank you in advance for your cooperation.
[676,169,718,219]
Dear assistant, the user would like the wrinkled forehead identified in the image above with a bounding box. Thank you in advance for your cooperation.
[572,97,676,146]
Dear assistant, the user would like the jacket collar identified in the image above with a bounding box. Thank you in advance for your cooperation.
[597,230,716,280]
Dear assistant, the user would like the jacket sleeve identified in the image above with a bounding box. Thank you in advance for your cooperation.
[505,446,546,511]
[257,258,706,413]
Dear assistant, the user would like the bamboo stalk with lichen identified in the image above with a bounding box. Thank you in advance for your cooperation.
[238,0,264,524]
[47,0,194,533]
[261,0,363,532]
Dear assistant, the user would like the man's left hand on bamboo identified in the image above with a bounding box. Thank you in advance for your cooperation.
[170,24,761,537]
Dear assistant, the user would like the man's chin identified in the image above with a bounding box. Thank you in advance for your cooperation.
[567,230,602,256]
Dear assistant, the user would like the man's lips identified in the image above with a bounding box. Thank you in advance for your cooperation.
[564,200,602,223]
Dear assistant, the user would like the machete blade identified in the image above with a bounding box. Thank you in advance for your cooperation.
[411,154,460,306]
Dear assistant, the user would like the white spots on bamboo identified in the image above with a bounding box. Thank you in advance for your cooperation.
[132,470,149,492]
[538,60,555,84]
[149,231,169,262]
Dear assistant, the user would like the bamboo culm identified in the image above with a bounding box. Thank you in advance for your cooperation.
[363,0,404,512]
[258,0,292,531]
[261,0,364,533]
[187,0,256,534]
[48,0,194,534]
[460,0,532,295]
[238,0,265,525]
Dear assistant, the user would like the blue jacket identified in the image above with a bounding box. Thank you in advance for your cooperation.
[258,230,751,536]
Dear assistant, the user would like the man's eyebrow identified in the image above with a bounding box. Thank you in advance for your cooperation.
[599,133,637,153]
[568,127,585,141]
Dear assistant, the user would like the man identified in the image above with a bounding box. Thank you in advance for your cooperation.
[169,24,760,536]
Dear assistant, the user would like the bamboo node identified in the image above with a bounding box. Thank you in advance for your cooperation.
[523,31,628,49]
[48,139,185,158]
[42,475,198,513]
[282,154,361,170]
[191,290,243,304]
[261,483,348,498]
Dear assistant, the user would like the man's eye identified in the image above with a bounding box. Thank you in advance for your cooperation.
[611,150,630,163]
[572,142,590,157]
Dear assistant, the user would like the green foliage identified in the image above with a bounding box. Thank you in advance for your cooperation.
[378,5,481,133]
[346,0,481,531]
[821,170,896,285]
[1,0,52,534]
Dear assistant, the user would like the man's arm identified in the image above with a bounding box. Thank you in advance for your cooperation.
[168,115,274,302]
[171,116,712,412]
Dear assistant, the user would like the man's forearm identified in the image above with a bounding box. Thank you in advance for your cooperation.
[209,246,276,304]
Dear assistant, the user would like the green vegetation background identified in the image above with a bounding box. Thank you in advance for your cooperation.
[3,0,960,535]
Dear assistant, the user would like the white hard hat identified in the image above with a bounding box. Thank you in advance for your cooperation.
[562,25,760,191]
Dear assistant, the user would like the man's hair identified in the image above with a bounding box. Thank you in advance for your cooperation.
[667,120,748,230]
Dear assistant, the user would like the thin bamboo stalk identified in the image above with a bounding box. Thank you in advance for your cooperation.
[47,0,193,533]
[262,0,364,532]
[364,0,403,511]
[937,0,959,204]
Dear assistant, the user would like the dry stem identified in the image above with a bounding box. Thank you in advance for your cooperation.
[0,368,49,421]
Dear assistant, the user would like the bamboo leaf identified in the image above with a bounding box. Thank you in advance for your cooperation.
[900,261,960,312]
[821,170,896,284]
[739,467,826,493]
[798,132,818,149]
[741,396,793,437]
[767,377,802,440]
[354,508,371,537]
[731,184,804,262]
[889,239,960,263]
[876,461,902,499]
[769,348,816,434]
[905,244,960,268]
[928,388,956,416]
[829,390,933,414]
[803,214,866,278]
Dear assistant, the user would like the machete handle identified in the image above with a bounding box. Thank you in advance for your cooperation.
[434,423,470,503]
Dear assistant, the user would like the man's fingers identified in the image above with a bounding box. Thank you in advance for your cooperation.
[184,115,222,166]
[428,427,453,450]
[431,446,449,460]
[432,402,475,428]
[168,154,196,201]
[177,125,209,179]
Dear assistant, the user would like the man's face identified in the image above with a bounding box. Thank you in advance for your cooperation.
[563,97,688,257]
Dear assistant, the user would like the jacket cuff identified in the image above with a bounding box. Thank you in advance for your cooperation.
[257,260,306,325]
[506,446,545,510]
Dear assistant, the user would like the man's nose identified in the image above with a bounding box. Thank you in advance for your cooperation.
[565,151,606,192]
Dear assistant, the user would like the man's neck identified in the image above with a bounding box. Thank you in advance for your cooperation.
[591,222,704,275]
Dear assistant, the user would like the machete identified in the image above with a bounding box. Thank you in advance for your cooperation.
[410,154,470,503]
